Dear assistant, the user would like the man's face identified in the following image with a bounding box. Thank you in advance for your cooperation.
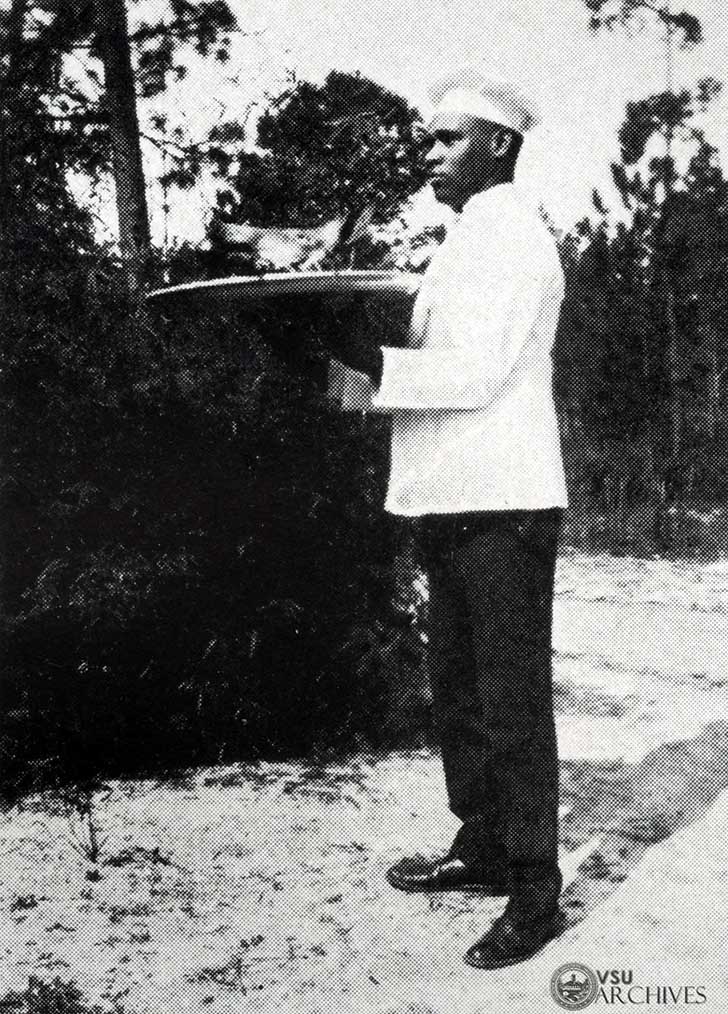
[422,112,508,210]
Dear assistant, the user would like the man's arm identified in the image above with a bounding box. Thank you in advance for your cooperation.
[328,338,384,386]
[372,212,561,411]
[317,296,387,384]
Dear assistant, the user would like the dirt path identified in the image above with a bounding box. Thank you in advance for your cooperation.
[1,554,727,1013]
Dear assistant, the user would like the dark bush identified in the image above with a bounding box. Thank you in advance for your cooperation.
[1,249,427,801]
[0,976,124,1014]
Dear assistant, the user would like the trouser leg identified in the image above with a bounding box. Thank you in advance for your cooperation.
[459,510,562,881]
[421,517,506,867]
[422,510,562,882]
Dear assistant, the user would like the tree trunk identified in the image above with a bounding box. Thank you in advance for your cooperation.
[660,94,679,518]
[0,0,28,255]
[664,280,681,471]
[92,0,150,292]
[650,270,680,553]
[6,0,28,79]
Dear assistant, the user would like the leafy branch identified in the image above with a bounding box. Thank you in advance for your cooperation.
[584,0,702,46]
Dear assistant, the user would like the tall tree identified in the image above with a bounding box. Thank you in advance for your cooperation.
[92,0,150,290]
[0,0,237,285]
[210,70,428,232]
[584,0,702,50]
[557,79,728,534]
[582,0,704,509]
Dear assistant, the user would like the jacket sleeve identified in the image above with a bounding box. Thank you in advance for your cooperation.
[371,209,561,412]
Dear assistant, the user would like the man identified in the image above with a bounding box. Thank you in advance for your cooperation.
[323,68,569,969]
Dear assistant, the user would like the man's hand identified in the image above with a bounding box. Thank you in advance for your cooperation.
[319,296,384,384]
[335,338,384,385]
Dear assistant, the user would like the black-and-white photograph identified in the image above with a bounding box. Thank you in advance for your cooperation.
[1,1,727,1011]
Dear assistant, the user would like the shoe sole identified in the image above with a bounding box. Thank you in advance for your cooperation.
[387,878,509,896]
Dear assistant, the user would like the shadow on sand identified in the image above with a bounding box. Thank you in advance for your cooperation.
[557,720,728,928]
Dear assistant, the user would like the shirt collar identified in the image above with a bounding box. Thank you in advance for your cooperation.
[462,182,517,215]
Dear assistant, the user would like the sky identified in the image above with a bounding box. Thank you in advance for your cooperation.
[71,0,728,247]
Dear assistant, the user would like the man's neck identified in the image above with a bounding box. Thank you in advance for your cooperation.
[451,178,512,212]
[450,177,512,212]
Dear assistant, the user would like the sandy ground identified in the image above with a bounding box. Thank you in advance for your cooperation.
[1,552,727,1013]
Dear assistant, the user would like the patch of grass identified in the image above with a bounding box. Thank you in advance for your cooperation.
[554,680,634,718]
[0,977,133,1014]
[103,846,172,868]
[105,902,152,925]
[9,895,40,912]
[202,766,276,789]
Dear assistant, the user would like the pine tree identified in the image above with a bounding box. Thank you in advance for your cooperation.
[557,80,728,548]
[0,0,237,286]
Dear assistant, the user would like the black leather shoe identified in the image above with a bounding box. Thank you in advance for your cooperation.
[463,885,566,969]
[386,855,509,894]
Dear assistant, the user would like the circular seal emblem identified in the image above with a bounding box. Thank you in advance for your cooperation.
[550,963,599,1010]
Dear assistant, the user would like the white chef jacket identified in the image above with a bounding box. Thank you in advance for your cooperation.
[329,183,568,515]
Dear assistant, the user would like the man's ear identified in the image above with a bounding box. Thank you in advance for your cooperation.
[489,128,513,159]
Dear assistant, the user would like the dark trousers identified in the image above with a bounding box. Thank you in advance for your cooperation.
[416,509,563,884]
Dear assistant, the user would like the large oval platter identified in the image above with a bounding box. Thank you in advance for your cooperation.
[147,269,421,306]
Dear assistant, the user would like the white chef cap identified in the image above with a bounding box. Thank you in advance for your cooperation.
[427,68,541,135]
